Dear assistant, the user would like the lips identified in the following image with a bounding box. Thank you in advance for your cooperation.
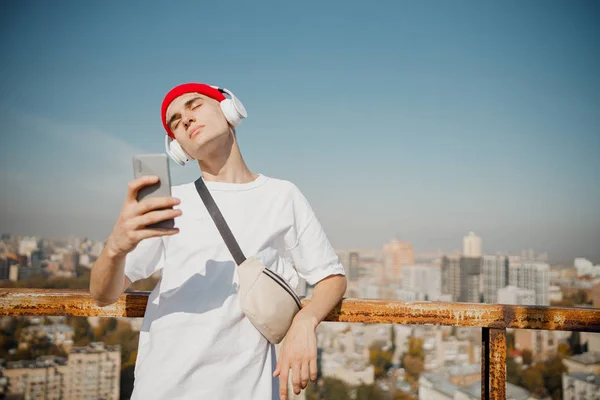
[189,125,205,139]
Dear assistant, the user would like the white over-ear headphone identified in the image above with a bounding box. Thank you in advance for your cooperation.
[165,86,248,166]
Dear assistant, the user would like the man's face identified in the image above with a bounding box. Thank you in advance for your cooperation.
[165,92,231,158]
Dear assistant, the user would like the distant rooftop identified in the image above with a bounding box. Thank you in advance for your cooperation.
[70,341,120,354]
[4,355,67,369]
[23,324,74,334]
[422,369,532,400]
[459,381,531,400]
[566,351,600,365]
[445,363,480,377]
[421,372,461,398]
[567,372,600,386]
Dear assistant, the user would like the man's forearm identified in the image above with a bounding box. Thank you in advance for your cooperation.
[297,274,347,328]
[89,249,127,306]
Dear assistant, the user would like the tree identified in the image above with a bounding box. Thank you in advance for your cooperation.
[93,317,119,341]
[355,383,385,400]
[558,343,571,358]
[0,333,18,356]
[520,367,546,397]
[104,324,140,369]
[395,392,417,400]
[390,325,397,355]
[522,349,533,365]
[571,289,589,305]
[306,377,349,400]
[506,356,521,386]
[506,331,515,352]
[120,364,136,400]
[407,337,424,360]
[66,316,93,343]
[369,342,393,379]
[544,357,567,399]
[568,331,584,355]
[402,354,424,381]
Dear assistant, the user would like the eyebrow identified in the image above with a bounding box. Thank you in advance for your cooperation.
[168,97,203,129]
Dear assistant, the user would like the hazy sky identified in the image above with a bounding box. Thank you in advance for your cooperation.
[1,1,598,265]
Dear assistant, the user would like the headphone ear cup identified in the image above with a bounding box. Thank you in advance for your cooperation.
[218,88,247,127]
[220,99,242,126]
[165,135,194,165]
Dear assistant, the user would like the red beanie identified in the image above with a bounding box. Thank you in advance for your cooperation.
[161,83,226,138]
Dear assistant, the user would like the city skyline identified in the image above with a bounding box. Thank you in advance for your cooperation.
[1,1,599,265]
[1,230,595,268]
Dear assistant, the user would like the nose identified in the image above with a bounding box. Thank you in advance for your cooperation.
[183,113,196,129]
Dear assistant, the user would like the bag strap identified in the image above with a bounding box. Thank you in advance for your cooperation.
[194,176,247,266]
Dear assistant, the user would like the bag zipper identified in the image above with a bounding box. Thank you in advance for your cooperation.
[262,269,302,309]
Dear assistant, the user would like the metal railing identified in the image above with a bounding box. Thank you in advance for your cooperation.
[1,288,599,400]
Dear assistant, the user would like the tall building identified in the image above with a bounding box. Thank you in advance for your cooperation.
[497,285,536,305]
[18,237,39,258]
[441,255,460,299]
[575,258,600,278]
[67,342,121,400]
[482,255,508,303]
[383,239,414,282]
[68,236,81,251]
[2,356,68,399]
[0,257,8,280]
[348,251,360,281]
[508,260,550,306]
[61,251,79,272]
[515,330,559,362]
[442,256,481,303]
[401,265,442,301]
[92,242,105,258]
[562,373,600,400]
[30,250,43,269]
[463,232,482,257]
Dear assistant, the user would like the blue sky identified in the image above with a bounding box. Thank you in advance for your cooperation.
[0,0,598,264]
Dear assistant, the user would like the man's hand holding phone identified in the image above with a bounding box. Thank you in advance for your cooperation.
[105,175,181,259]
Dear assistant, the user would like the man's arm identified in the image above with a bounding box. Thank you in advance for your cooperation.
[89,175,181,307]
[297,274,347,328]
[274,274,347,399]
[89,250,132,307]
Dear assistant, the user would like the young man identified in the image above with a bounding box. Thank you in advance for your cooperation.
[89,83,347,399]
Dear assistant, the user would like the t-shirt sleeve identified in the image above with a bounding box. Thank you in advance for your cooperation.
[123,236,165,283]
[284,184,346,285]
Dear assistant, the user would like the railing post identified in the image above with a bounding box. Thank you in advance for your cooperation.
[482,327,506,400]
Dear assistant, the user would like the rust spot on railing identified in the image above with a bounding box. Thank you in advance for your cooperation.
[489,328,506,400]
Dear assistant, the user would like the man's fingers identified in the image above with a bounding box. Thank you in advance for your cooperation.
[126,176,159,202]
[291,362,301,395]
[135,196,180,215]
[136,227,180,241]
[300,361,309,389]
[309,358,318,382]
[130,209,182,229]
[279,366,289,400]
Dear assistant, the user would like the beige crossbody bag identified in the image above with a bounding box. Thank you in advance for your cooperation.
[194,177,302,344]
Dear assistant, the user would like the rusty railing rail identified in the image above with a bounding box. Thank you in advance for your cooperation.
[0,288,599,400]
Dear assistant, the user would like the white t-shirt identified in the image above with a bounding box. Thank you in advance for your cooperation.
[124,174,345,399]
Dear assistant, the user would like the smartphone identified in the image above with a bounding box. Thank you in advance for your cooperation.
[132,154,175,229]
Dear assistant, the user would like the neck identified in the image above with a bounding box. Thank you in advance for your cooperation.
[197,130,257,184]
